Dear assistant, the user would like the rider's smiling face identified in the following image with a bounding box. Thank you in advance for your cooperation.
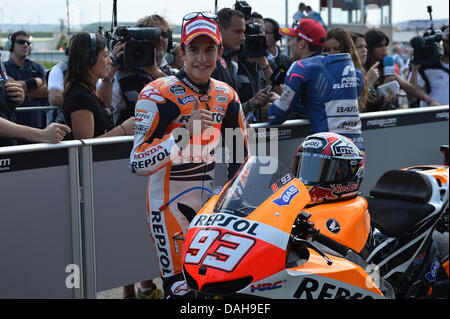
[181,35,220,85]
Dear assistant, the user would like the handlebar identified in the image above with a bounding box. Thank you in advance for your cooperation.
[314,232,352,257]
[292,211,354,262]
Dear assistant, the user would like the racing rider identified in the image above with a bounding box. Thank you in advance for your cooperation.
[129,12,249,298]
[268,19,365,151]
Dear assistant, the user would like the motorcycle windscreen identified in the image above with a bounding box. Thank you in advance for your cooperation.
[214,156,295,217]
[182,156,308,295]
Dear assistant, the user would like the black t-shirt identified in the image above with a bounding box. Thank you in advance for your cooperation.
[63,83,108,139]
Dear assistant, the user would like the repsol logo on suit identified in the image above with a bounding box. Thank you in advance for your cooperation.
[130,148,171,170]
[151,210,173,276]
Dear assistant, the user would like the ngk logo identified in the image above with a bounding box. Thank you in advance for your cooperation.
[250,280,282,293]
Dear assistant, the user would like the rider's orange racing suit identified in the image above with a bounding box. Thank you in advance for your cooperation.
[130,70,249,297]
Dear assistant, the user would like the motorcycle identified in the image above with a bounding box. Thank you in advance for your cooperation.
[180,146,449,299]
[361,145,449,298]
[180,155,390,299]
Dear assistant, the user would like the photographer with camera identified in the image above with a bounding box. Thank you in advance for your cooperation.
[236,10,280,123]
[97,15,176,126]
[409,25,449,107]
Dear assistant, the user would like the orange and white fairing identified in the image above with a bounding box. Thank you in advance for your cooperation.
[181,156,385,298]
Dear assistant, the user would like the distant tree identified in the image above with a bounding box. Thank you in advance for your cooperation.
[55,33,68,50]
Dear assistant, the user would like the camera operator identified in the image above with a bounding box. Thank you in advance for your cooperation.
[409,25,449,107]
[237,12,279,122]
[97,15,176,126]
[212,8,246,90]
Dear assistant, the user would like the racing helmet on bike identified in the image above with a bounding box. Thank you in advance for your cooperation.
[293,132,365,205]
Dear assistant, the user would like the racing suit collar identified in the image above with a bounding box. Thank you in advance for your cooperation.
[175,69,211,96]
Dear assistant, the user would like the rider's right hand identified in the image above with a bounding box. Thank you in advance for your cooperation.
[185,96,214,138]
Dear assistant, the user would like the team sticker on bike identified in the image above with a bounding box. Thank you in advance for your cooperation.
[272,185,300,207]
[270,173,293,192]
[185,213,290,272]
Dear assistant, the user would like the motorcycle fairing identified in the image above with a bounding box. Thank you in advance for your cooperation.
[182,179,311,294]
[238,251,384,299]
[239,262,385,299]
[305,196,371,253]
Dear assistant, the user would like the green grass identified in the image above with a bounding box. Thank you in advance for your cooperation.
[36,60,58,69]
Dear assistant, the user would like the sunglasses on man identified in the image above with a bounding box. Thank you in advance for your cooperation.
[15,39,31,46]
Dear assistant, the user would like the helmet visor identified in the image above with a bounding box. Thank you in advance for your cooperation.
[297,153,352,185]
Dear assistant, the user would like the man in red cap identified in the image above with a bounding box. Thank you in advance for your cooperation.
[281,18,327,60]
[129,12,249,299]
[268,19,365,151]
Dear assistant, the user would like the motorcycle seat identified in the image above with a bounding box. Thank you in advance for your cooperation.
[366,169,435,237]
[369,169,433,203]
[365,197,435,237]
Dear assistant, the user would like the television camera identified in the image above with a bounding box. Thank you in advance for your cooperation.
[106,26,161,68]
[234,0,267,58]
[410,6,449,66]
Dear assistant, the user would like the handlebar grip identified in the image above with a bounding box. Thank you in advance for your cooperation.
[315,232,351,257]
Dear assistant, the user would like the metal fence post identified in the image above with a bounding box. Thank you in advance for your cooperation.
[79,144,97,299]
[68,145,84,299]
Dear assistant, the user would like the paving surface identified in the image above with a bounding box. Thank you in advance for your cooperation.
[96,277,163,299]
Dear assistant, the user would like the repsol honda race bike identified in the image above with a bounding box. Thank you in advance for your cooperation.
[180,148,448,298]
[180,155,391,299]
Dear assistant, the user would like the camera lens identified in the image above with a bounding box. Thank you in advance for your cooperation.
[124,41,155,68]
[244,35,266,58]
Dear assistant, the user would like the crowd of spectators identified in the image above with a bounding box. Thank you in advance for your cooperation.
[1,2,448,147]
